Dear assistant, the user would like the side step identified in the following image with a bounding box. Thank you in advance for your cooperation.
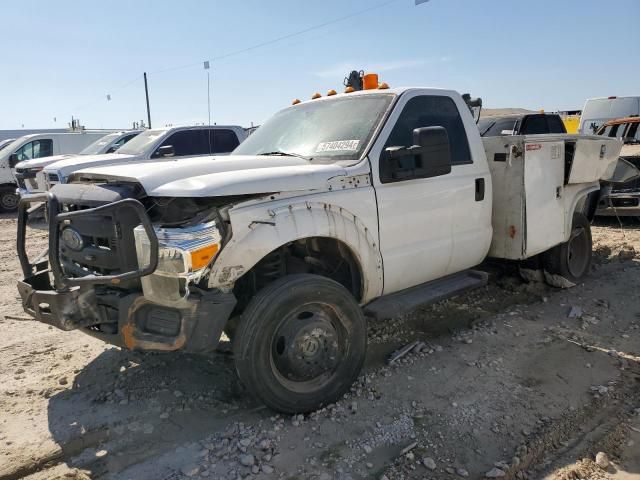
[363,270,488,320]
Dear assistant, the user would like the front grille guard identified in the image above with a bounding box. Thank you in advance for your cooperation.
[18,192,159,289]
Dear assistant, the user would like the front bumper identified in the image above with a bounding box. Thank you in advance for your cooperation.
[16,191,236,353]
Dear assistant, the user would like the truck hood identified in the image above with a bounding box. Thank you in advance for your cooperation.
[45,152,137,175]
[15,154,74,171]
[71,155,349,197]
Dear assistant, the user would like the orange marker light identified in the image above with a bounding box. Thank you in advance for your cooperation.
[292,98,301,105]
[191,244,220,271]
[363,73,379,90]
[344,86,355,93]
[378,82,390,90]
[327,89,337,96]
[311,92,321,99]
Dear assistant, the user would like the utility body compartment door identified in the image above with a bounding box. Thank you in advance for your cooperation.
[370,89,492,296]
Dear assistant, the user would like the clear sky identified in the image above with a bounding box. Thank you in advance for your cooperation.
[2,0,639,130]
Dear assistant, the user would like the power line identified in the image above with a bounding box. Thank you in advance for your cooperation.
[149,0,402,76]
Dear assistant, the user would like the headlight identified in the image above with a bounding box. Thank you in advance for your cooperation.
[134,220,223,307]
[134,220,222,278]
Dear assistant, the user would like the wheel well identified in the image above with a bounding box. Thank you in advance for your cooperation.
[232,237,363,312]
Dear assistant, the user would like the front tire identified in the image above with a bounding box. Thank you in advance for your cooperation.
[233,274,366,413]
[0,187,19,212]
[542,212,592,286]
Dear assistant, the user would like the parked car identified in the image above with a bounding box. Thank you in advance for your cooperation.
[42,125,247,190]
[14,130,142,195]
[595,117,640,216]
[478,113,567,137]
[17,86,621,413]
[0,138,16,152]
[579,96,640,134]
[0,131,115,211]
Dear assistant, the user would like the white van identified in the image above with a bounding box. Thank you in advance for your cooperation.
[15,130,141,195]
[579,96,640,134]
[0,131,114,211]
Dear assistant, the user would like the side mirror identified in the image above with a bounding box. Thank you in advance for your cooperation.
[9,153,19,168]
[384,126,452,180]
[156,145,175,158]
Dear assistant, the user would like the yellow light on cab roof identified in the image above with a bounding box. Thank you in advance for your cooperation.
[344,86,355,93]
[311,92,321,99]
[378,82,390,90]
[327,89,337,96]
[292,98,301,105]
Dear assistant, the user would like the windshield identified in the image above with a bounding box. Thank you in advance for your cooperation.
[117,129,167,155]
[78,133,120,155]
[233,94,394,161]
[478,116,519,136]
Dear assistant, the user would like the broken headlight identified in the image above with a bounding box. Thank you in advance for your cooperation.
[134,221,222,306]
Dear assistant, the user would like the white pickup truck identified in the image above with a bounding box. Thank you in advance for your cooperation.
[16,86,622,413]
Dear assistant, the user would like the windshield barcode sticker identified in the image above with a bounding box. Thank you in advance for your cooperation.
[316,140,360,152]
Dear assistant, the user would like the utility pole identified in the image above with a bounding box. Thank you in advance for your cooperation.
[143,72,152,128]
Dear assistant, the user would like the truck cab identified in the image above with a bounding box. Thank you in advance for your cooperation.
[478,113,567,137]
[16,86,620,413]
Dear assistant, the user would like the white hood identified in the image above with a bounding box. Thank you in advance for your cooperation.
[70,155,348,197]
[15,154,73,171]
[44,152,137,176]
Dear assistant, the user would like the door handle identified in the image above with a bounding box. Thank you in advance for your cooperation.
[475,178,485,201]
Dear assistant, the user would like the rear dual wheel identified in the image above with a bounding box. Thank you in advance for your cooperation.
[233,274,366,413]
[542,212,592,286]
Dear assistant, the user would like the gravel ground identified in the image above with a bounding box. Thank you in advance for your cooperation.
[0,215,638,480]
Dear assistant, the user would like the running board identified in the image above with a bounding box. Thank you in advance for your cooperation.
[363,270,488,320]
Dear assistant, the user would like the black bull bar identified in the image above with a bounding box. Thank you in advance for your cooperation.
[17,191,159,290]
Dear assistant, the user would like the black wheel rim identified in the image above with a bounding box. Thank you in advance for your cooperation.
[1,192,18,210]
[567,226,589,278]
[270,302,347,392]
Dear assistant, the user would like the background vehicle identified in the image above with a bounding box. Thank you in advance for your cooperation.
[42,125,247,189]
[595,117,640,216]
[0,131,114,212]
[14,130,141,195]
[579,96,640,134]
[17,86,621,413]
[478,113,567,137]
[0,138,16,152]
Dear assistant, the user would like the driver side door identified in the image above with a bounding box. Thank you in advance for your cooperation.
[371,92,475,295]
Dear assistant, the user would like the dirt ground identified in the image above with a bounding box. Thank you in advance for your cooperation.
[0,215,638,480]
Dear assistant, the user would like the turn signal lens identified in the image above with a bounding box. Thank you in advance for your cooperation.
[327,89,337,96]
[191,244,220,271]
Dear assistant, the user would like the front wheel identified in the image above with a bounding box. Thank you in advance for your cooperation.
[233,274,367,413]
[542,212,592,287]
[0,187,19,212]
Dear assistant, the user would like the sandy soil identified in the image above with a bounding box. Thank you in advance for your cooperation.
[0,215,638,480]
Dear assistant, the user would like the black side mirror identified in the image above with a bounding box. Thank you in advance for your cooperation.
[156,145,175,158]
[384,126,452,180]
[9,153,19,168]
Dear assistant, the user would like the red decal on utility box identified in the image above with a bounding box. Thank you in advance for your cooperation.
[526,144,542,151]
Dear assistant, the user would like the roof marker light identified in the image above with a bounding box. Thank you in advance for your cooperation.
[292,98,301,105]
[311,92,321,99]
[378,82,390,90]
[327,89,337,96]
[344,86,355,93]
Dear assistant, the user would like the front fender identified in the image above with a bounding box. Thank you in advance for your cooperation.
[208,201,383,303]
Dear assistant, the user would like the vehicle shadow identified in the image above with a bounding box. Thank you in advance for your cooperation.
[45,344,263,478]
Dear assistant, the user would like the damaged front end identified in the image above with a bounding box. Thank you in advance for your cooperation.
[16,184,236,354]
